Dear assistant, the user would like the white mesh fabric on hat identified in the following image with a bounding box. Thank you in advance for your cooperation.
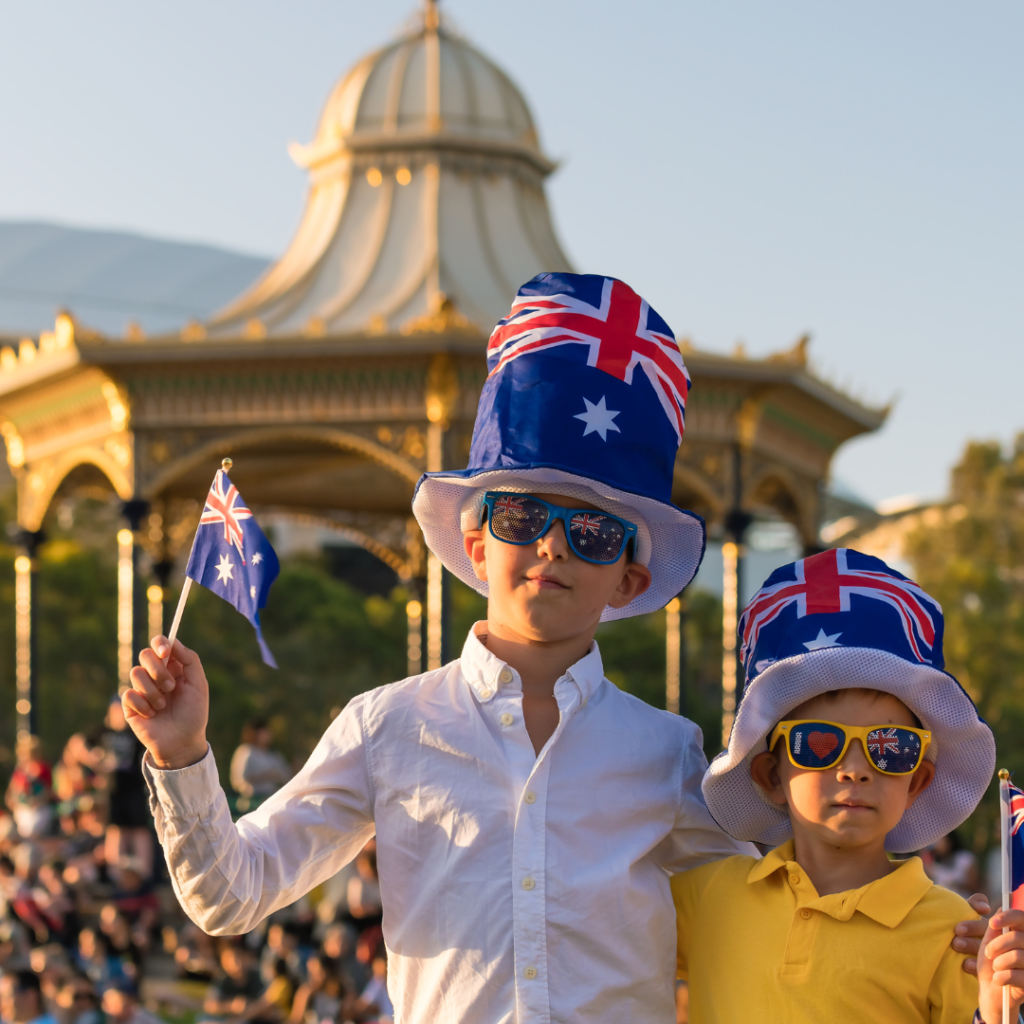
[701,646,995,853]
[458,482,653,567]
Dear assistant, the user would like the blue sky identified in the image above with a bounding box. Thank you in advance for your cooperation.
[1,1,1020,505]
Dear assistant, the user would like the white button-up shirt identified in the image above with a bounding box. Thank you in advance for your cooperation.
[144,627,750,1024]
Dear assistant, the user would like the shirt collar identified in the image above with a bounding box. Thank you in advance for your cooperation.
[459,623,606,706]
[748,840,935,928]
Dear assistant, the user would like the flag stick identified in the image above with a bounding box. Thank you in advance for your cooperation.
[161,456,232,665]
[1000,768,1011,1024]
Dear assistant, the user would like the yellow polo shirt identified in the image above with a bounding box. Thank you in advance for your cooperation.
[672,841,979,1023]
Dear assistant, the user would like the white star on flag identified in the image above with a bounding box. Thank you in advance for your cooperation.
[215,553,235,584]
[574,395,621,441]
[803,628,843,651]
[250,585,257,599]
[252,553,263,565]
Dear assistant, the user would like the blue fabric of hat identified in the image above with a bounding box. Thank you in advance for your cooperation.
[702,548,995,852]
[412,272,706,620]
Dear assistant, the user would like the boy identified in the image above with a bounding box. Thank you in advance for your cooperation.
[124,273,753,1023]
[673,548,1024,1022]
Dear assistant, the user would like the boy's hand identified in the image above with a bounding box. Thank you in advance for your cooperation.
[125,636,210,770]
[977,909,1024,1023]
[956,893,993,974]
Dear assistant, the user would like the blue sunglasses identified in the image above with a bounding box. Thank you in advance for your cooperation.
[480,492,638,564]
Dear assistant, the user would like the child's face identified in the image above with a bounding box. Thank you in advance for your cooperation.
[751,688,935,852]
[463,493,651,643]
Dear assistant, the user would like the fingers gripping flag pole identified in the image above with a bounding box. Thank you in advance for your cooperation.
[165,458,281,667]
[998,769,1024,1024]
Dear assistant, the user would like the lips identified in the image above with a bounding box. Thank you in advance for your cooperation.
[526,575,568,590]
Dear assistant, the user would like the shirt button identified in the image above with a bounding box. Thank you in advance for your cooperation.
[789,874,800,886]
[523,966,538,980]
[800,909,812,920]
[522,877,536,890]
[500,712,514,726]
[479,688,493,699]
[499,668,513,684]
[524,791,536,804]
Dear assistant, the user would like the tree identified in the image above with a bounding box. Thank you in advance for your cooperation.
[905,435,1024,847]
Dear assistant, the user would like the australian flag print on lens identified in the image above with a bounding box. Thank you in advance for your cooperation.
[185,469,280,667]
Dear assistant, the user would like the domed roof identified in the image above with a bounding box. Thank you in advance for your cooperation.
[206,3,571,340]
[295,6,549,175]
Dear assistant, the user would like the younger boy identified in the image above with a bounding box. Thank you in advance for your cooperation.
[125,273,751,1023]
[673,548,1024,1022]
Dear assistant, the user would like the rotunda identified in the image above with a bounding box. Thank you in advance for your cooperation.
[0,1,885,743]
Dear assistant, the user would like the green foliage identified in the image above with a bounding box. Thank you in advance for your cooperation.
[905,436,1024,849]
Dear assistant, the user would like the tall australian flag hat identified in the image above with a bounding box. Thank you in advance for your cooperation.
[412,272,706,620]
[702,548,995,853]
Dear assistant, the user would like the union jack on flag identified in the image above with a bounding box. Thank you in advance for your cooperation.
[1003,780,1024,901]
[867,728,901,758]
[570,514,604,537]
[185,467,280,667]
[740,548,940,668]
[199,469,253,561]
[486,276,691,441]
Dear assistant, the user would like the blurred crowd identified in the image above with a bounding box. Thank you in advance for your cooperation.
[1,706,392,1024]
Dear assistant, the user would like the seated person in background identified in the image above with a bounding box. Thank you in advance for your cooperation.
[53,973,102,1024]
[673,550,1024,1023]
[100,978,162,1024]
[202,945,276,1024]
[351,942,392,1024]
[229,721,291,813]
[286,954,348,1024]
[0,969,58,1024]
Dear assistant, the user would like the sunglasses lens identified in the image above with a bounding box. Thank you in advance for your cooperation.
[788,722,846,768]
[866,727,923,774]
[567,512,627,563]
[488,495,550,544]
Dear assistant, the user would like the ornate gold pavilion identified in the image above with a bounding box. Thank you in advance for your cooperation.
[0,3,885,740]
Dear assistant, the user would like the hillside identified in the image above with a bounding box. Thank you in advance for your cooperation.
[0,221,268,338]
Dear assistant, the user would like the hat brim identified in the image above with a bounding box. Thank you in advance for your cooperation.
[701,647,995,853]
[412,464,706,621]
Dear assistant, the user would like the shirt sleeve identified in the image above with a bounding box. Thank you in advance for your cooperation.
[144,694,376,935]
[658,716,758,872]
[670,870,698,980]
[927,941,981,1024]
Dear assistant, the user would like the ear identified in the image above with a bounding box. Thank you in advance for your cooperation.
[606,562,652,609]
[904,758,936,808]
[750,750,787,807]
[463,529,488,583]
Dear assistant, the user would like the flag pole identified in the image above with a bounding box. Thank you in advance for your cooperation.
[1000,767,1011,1024]
[162,457,232,664]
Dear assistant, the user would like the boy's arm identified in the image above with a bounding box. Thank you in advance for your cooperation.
[660,717,757,872]
[127,638,375,936]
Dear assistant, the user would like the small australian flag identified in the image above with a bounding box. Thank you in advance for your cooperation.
[1007,780,1024,909]
[185,468,280,667]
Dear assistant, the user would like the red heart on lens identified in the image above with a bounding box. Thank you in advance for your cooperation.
[808,731,839,759]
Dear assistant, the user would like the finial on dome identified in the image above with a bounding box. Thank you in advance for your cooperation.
[423,0,440,31]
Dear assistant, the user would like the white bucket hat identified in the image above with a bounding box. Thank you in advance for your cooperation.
[702,548,995,853]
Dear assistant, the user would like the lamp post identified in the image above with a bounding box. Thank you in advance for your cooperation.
[13,529,43,740]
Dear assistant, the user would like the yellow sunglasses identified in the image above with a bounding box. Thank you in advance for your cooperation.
[768,719,932,776]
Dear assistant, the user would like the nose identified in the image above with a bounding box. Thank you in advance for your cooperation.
[535,518,570,561]
[835,738,872,782]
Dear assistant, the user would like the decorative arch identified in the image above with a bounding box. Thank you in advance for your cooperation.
[18,445,134,532]
[143,425,423,501]
[743,464,816,545]
[671,462,724,521]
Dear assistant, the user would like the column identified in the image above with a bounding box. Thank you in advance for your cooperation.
[665,597,681,715]
[406,598,423,676]
[149,558,173,643]
[117,528,134,688]
[426,552,444,670]
[720,542,738,747]
[13,530,43,740]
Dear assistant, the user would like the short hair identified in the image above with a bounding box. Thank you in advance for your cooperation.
[3,970,41,995]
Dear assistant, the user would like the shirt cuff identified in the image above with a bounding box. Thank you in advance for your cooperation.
[142,745,218,818]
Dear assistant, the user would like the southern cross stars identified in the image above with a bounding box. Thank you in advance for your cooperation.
[252,553,263,565]
[574,395,621,441]
[803,628,842,651]
[215,553,235,584]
